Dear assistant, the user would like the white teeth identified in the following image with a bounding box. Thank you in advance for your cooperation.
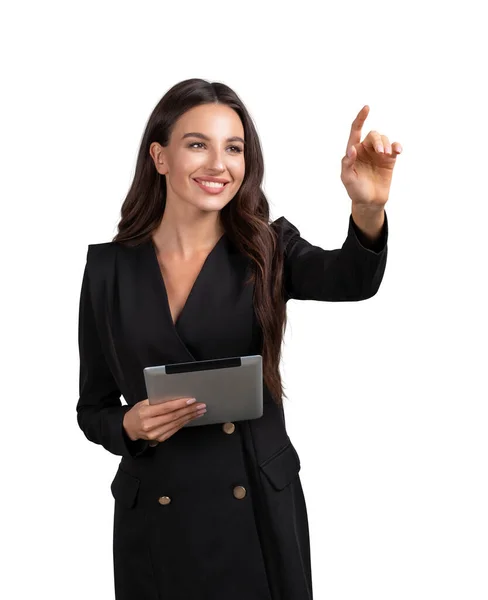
[197,180,226,188]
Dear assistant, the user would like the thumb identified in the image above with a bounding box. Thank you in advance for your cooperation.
[346,144,356,161]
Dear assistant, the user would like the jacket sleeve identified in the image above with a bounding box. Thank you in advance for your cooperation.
[276,210,388,302]
[76,258,149,458]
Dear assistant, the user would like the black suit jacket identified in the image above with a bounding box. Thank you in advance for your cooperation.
[76,212,388,600]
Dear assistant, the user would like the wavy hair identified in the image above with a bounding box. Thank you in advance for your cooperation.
[112,78,288,405]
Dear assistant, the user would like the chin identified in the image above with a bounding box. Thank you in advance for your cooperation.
[188,194,234,212]
[197,199,232,212]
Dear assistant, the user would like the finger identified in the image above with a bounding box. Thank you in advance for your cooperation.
[149,422,182,445]
[344,143,357,161]
[152,411,203,443]
[155,422,182,443]
[145,402,206,433]
[346,105,369,155]
[362,130,385,153]
[381,135,392,154]
[145,396,197,418]
[378,135,402,155]
[158,402,207,427]
[147,412,194,442]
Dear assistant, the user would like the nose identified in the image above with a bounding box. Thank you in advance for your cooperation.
[205,147,227,171]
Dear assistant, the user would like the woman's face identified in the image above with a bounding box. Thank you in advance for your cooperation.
[150,103,246,214]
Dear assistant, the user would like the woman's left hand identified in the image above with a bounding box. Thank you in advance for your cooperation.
[341,105,402,209]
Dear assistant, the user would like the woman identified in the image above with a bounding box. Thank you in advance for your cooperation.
[76,78,401,600]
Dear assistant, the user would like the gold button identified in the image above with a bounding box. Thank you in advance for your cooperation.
[158,496,171,505]
[222,422,235,434]
[233,485,246,500]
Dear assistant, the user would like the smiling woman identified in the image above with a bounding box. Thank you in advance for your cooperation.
[148,104,247,230]
[76,77,389,600]
[112,83,290,408]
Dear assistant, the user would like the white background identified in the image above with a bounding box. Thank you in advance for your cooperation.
[2,1,487,598]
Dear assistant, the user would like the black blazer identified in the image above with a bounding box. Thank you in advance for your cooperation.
[76,213,388,600]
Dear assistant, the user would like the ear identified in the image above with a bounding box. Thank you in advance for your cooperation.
[149,142,168,175]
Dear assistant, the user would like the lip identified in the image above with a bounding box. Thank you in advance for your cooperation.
[193,177,230,184]
[192,178,229,195]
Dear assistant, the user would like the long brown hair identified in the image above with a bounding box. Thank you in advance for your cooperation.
[112,78,288,405]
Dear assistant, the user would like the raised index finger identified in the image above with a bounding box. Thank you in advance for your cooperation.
[346,105,369,154]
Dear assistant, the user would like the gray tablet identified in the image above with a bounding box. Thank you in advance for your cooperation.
[143,355,263,427]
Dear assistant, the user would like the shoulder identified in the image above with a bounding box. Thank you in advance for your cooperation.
[86,241,117,261]
[271,216,301,252]
[84,242,120,284]
[85,239,146,276]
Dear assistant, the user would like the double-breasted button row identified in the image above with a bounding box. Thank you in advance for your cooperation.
[159,486,246,505]
[225,423,246,499]
[157,422,240,505]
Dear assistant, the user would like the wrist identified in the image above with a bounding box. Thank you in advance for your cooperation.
[122,413,138,442]
[351,204,385,242]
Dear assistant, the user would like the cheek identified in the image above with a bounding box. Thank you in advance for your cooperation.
[172,153,203,179]
[232,157,245,180]
[237,164,245,183]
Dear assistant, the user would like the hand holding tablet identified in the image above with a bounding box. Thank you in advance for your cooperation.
[122,396,208,446]
[143,355,263,429]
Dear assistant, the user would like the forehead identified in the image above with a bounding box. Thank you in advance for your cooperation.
[174,104,244,136]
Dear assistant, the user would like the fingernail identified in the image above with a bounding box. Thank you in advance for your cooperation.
[376,144,384,153]
[186,398,197,405]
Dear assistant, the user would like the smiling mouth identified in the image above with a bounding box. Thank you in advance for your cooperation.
[193,179,229,188]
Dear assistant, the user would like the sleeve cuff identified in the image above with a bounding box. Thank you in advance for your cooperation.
[349,210,388,254]
[119,405,150,458]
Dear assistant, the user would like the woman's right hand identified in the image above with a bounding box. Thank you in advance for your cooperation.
[122,397,207,446]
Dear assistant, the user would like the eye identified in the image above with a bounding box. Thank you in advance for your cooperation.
[188,142,243,154]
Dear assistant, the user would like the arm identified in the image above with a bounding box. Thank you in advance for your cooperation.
[276,210,388,302]
[76,260,149,458]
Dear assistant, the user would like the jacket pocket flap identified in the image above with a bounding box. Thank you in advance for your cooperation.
[259,441,301,491]
[110,467,140,509]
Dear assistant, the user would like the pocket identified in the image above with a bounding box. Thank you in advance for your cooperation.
[110,466,141,509]
[259,441,301,491]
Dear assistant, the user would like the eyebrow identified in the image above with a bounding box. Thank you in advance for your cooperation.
[181,132,245,145]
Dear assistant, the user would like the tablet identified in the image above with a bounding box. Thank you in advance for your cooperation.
[143,355,263,427]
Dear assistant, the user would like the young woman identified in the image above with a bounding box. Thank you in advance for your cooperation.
[76,78,401,600]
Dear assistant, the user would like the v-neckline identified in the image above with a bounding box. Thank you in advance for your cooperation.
[149,232,227,330]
